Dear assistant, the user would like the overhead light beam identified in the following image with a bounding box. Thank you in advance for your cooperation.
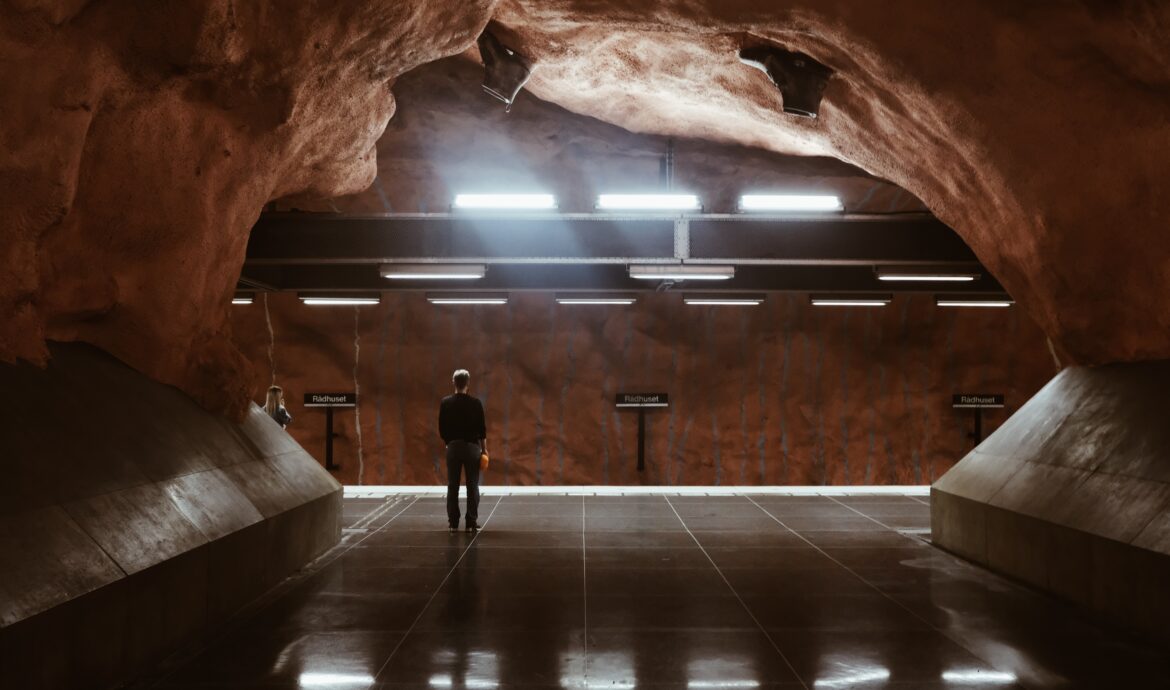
[381,263,486,280]
[597,194,701,211]
[739,194,842,212]
[453,193,556,210]
[427,292,509,305]
[628,264,734,281]
[810,293,892,307]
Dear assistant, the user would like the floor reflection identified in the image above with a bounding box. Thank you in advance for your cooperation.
[141,492,1170,689]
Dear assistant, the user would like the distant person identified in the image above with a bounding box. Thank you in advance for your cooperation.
[439,369,488,533]
[264,385,293,429]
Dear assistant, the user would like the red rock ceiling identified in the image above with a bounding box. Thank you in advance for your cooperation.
[2,1,1168,415]
[277,56,926,216]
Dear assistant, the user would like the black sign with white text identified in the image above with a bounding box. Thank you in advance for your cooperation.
[304,392,358,408]
[952,394,1004,409]
[616,393,669,408]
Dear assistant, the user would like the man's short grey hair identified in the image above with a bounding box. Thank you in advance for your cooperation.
[452,369,471,389]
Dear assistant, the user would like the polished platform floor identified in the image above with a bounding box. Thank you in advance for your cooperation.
[143,492,1170,689]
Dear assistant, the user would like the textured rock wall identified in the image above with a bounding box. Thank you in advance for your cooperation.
[4,1,1167,417]
[232,292,1055,486]
[276,57,926,215]
[491,1,1170,365]
[0,0,495,417]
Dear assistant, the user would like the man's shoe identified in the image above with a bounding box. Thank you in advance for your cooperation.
[466,521,480,533]
[449,525,458,534]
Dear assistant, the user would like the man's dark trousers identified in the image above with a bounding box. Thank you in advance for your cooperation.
[446,440,481,527]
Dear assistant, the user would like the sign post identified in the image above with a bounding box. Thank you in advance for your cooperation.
[304,393,357,471]
[615,393,669,471]
[952,393,1004,446]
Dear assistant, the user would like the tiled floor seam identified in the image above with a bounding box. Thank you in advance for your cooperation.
[664,495,810,690]
[742,494,1034,690]
[822,494,913,534]
[371,495,506,681]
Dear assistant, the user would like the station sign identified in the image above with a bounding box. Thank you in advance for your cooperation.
[304,392,357,408]
[616,393,669,408]
[952,394,1004,409]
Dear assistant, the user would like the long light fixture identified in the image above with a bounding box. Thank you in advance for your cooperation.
[597,193,701,211]
[453,193,556,210]
[684,294,765,306]
[876,266,981,282]
[380,263,486,280]
[936,294,1014,308]
[628,264,734,281]
[231,295,254,305]
[298,293,380,306]
[555,293,637,305]
[426,292,509,305]
[810,293,892,307]
[739,194,842,212]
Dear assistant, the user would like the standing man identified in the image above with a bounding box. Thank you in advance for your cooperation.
[439,368,488,533]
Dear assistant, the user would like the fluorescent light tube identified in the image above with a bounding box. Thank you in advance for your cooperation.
[555,293,637,305]
[453,193,556,210]
[810,293,892,307]
[381,264,486,280]
[231,296,253,305]
[684,294,765,306]
[628,265,734,281]
[597,193,701,211]
[427,292,508,305]
[299,295,380,306]
[936,299,1014,308]
[739,194,842,212]
[876,266,980,282]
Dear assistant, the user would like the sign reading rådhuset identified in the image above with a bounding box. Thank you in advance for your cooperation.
[304,392,357,408]
[952,394,1004,409]
[615,393,669,408]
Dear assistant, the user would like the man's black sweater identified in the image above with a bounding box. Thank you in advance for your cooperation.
[439,393,486,445]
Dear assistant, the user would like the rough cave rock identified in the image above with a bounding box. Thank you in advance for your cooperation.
[3,1,1169,415]
[0,0,494,416]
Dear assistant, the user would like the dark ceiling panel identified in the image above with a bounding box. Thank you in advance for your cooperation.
[687,217,975,264]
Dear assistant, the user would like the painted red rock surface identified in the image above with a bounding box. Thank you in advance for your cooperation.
[232,292,1055,485]
[4,1,1168,417]
[277,56,926,216]
[0,0,494,416]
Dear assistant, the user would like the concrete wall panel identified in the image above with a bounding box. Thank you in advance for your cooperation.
[0,343,342,688]
[933,360,1170,646]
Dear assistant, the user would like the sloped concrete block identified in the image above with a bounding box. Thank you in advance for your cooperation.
[933,360,1170,645]
[0,343,341,688]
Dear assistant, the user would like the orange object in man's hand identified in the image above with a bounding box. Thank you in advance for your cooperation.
[480,451,490,471]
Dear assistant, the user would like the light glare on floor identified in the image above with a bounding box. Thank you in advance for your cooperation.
[298,672,375,688]
[941,669,1018,684]
[453,193,556,210]
[739,194,842,212]
[597,193,701,211]
[814,669,890,687]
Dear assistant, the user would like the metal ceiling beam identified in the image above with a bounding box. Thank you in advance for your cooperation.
[241,212,999,295]
[239,264,1005,294]
[245,212,977,267]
